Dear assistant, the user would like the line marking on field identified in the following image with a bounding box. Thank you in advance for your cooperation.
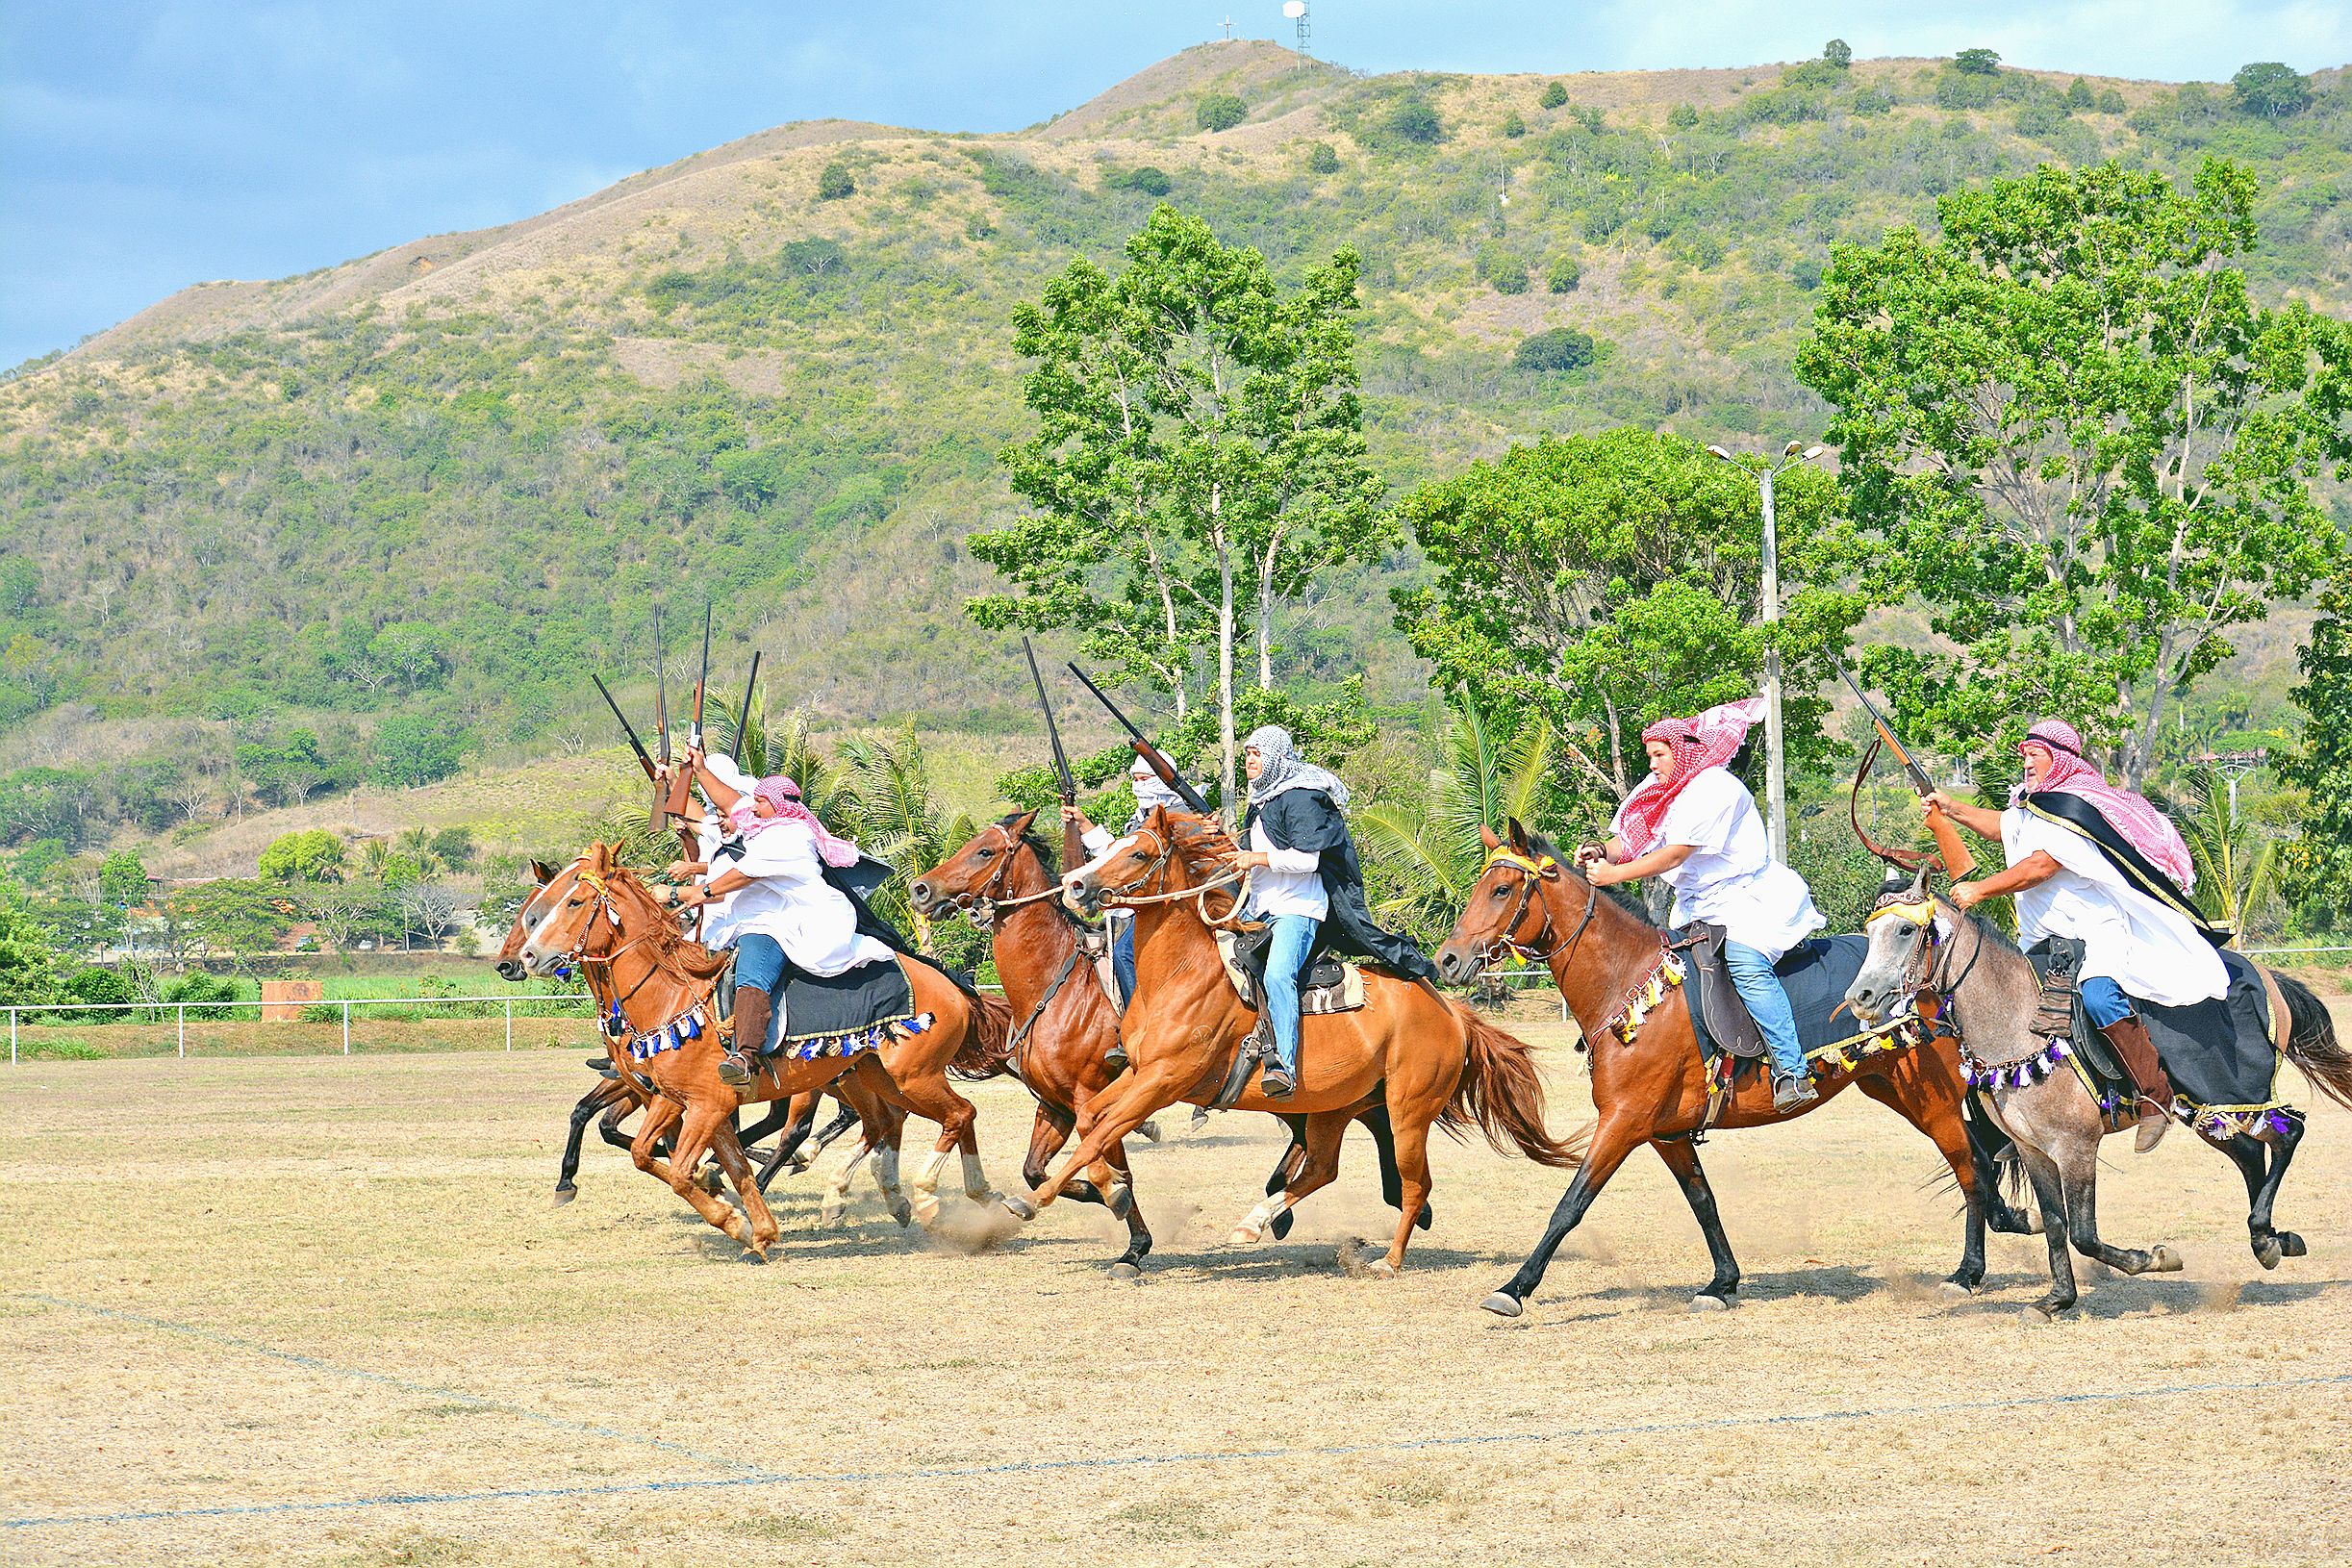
[5,1336,2347,1532]
[14,1293,766,1478]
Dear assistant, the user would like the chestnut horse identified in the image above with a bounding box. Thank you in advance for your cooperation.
[516,844,1010,1255]
[1433,821,2028,1318]
[493,861,873,1206]
[1018,806,1583,1275]
[911,810,1430,1276]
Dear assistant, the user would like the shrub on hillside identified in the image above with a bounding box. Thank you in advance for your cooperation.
[1304,140,1341,173]
[260,829,344,884]
[2097,88,2127,114]
[1386,94,1443,144]
[1538,80,1568,110]
[1197,93,1248,132]
[1106,165,1174,197]
[1667,102,1699,130]
[1502,110,1527,139]
[1513,328,1598,374]
[2064,78,2095,111]
[1477,244,1530,294]
[2232,63,2312,118]
[1823,38,1852,70]
[368,715,466,790]
[816,162,856,200]
[1545,253,1582,292]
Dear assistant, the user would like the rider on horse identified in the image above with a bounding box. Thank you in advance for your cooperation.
[1062,751,1189,1006]
[665,752,898,1090]
[1926,718,2227,1150]
[1219,725,1440,1100]
[1578,698,1826,1111]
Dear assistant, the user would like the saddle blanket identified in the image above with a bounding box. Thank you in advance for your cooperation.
[1683,934,1914,1067]
[2137,949,2279,1125]
[1215,928,1366,1016]
[755,954,931,1059]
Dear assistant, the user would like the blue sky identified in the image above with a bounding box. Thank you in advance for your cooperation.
[4,2,2347,368]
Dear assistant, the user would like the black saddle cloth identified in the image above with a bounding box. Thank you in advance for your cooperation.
[1679,930,1877,1062]
[753,956,920,1057]
[2026,941,2277,1115]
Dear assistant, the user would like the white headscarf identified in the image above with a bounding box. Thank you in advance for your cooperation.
[1127,752,1185,814]
[1244,725,1350,810]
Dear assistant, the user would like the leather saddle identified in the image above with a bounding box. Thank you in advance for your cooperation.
[1669,922,1765,1060]
[2024,936,2134,1093]
[1223,924,1362,1016]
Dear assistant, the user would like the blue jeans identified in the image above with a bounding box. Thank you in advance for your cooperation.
[1260,914,1319,1075]
[2080,976,2134,1028]
[733,933,790,999]
[1724,941,1808,1082]
[1111,919,1136,1008]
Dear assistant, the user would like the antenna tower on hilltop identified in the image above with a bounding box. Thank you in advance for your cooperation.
[1283,1,1311,64]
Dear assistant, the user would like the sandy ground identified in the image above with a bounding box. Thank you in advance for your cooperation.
[3,1024,2348,1567]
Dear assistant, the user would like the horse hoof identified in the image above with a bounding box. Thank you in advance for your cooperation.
[1940,1279,1978,1298]
[2022,1302,2064,1322]
[1479,1291,1525,1320]
[2254,1235,2283,1270]
[697,1167,726,1196]
[2148,1245,2183,1274]
[1363,1257,1398,1280]
[1108,1260,1143,1281]
[1269,1209,1295,1240]
[1103,1182,1134,1220]
[1135,1120,1162,1144]
[551,1188,576,1208]
[819,1202,845,1228]
[891,1200,914,1228]
[741,1250,768,1265]
[1227,1224,1263,1247]
[999,1193,1037,1222]
[2279,1231,2307,1258]
[1689,1292,1731,1313]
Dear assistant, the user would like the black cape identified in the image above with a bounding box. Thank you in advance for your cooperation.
[1243,787,1440,984]
[715,841,921,964]
[2020,792,2232,948]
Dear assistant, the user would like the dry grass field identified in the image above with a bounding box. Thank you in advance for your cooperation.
[4,1020,2350,1567]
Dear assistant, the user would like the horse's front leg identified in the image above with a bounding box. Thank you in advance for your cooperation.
[1481,1108,1649,1319]
[1006,1056,1191,1221]
[630,1098,749,1247]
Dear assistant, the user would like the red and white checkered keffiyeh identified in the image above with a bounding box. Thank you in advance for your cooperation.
[1614,697,1767,858]
[2011,720,2196,890]
[729,775,862,869]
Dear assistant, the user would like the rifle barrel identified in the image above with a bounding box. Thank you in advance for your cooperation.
[1067,661,1212,814]
[1024,639,1075,798]
[693,601,712,746]
[590,674,657,779]
[734,650,761,762]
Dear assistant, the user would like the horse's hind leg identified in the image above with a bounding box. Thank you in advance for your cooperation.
[2055,1130,2179,1281]
[557,1078,626,1203]
[708,1122,778,1257]
[1230,1111,1349,1251]
[1652,1136,1741,1309]
[2209,1113,2307,1269]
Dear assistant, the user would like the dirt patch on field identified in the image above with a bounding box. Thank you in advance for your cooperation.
[2,1030,2348,1566]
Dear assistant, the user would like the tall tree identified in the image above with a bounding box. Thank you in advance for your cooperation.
[1797,158,2352,784]
[1393,428,1865,809]
[2277,578,2352,923]
[1354,697,1559,946]
[969,206,1390,814]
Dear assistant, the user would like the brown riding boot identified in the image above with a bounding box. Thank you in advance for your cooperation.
[719,985,771,1090]
[2100,1014,2174,1152]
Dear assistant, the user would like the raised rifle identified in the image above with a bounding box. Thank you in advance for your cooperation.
[662,601,707,832]
[1066,661,1211,815]
[590,673,658,781]
[1024,638,1084,870]
[651,608,673,835]
[732,649,762,766]
[1839,666,1976,879]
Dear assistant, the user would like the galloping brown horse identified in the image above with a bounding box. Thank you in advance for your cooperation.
[1433,820,2029,1318]
[911,810,1431,1275]
[1014,806,1583,1275]
[516,844,1011,1255]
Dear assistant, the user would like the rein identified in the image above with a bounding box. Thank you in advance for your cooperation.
[1477,848,1599,970]
[1090,826,1248,920]
[949,825,1071,930]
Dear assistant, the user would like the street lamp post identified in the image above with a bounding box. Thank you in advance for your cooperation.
[1705,439,1826,863]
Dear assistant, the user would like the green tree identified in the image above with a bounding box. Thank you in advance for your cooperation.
[1538,81,1568,110]
[2231,63,2312,118]
[2096,88,2126,114]
[1197,93,1248,133]
[1394,428,1865,806]
[0,879,63,1001]
[1476,242,1529,294]
[1953,48,2001,75]
[2063,78,2095,112]
[259,829,345,883]
[1544,254,1582,292]
[2278,579,2352,923]
[969,207,1391,812]
[1512,327,1595,372]
[2168,765,2283,938]
[167,880,295,960]
[1387,94,1444,144]
[1796,159,2352,785]
[97,850,148,911]
[1303,141,1340,174]
[1108,165,1173,197]
[1666,102,1699,130]
[1823,39,1853,70]
[817,161,856,200]
[369,713,466,788]
[1355,697,1559,945]
[1501,110,1527,139]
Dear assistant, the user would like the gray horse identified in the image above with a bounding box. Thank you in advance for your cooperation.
[1846,878,2352,1319]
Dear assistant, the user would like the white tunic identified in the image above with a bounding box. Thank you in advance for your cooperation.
[1240,817,1328,922]
[1614,768,1824,960]
[724,819,892,977]
[2000,807,2227,1008]
[693,817,742,950]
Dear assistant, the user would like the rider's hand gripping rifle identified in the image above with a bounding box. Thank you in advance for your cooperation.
[1839,666,1976,880]
[1066,661,1212,816]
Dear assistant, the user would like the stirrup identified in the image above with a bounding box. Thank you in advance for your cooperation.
[718,1051,756,1089]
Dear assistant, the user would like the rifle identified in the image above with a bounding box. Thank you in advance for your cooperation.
[1066,661,1211,815]
[590,673,658,781]
[1024,639,1084,870]
[663,602,706,831]
[732,649,762,766]
[1839,666,1976,879]
[651,608,673,835]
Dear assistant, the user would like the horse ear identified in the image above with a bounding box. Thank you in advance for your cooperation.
[589,842,614,873]
[1009,806,1040,838]
[530,859,557,886]
[1479,823,1502,851]
[1506,818,1531,854]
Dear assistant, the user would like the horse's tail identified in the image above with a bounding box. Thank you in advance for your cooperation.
[1442,1001,1588,1170]
[2276,972,2352,1111]
[949,985,1016,1082]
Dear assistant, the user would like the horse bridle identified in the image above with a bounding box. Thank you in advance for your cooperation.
[1473,848,1600,973]
[550,867,675,1017]
[1864,894,1985,1012]
[943,823,1066,931]
[1087,824,1247,920]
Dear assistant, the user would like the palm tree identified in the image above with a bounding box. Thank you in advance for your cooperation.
[2170,764,2283,940]
[836,721,975,950]
[1356,698,1556,948]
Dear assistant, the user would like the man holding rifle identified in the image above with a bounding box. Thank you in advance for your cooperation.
[1062,751,1191,1006]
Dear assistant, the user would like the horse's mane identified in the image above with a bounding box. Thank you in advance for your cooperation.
[1525,827,1652,925]
[1942,896,2024,961]
[994,811,1062,876]
[600,864,731,981]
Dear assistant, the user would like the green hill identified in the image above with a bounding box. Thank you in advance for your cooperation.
[3,42,2347,856]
